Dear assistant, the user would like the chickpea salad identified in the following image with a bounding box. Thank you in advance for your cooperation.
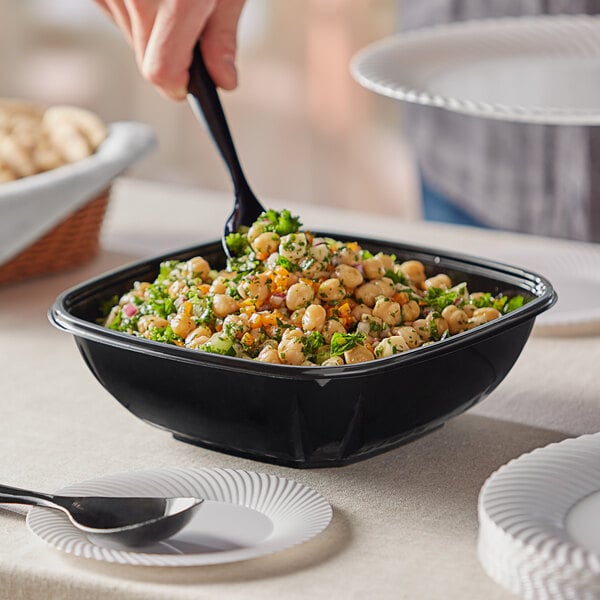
[102,209,525,366]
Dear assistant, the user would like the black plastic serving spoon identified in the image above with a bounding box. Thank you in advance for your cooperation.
[187,42,265,258]
[0,483,203,547]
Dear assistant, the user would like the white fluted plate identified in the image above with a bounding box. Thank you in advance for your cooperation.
[351,15,600,125]
[488,242,600,336]
[478,433,600,599]
[26,468,332,566]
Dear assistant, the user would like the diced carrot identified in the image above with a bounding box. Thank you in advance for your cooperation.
[249,313,262,329]
[241,332,255,346]
[261,313,278,327]
[392,292,409,305]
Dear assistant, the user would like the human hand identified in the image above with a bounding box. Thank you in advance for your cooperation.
[94,0,246,100]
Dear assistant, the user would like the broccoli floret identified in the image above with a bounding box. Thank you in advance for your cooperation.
[225,232,250,257]
[258,209,302,236]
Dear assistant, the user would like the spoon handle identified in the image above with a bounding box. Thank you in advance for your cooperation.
[187,42,251,197]
[0,484,57,508]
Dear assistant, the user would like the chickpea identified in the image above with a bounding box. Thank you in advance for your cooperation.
[278,338,306,365]
[351,303,372,321]
[170,314,196,338]
[299,259,324,279]
[185,325,212,345]
[257,346,282,364]
[463,303,477,318]
[441,305,469,334]
[309,243,330,264]
[373,297,402,327]
[290,308,306,327]
[212,294,239,318]
[137,315,169,333]
[286,282,314,310]
[474,307,501,321]
[362,257,385,280]
[322,318,346,343]
[412,318,430,341]
[133,281,151,298]
[343,345,375,364]
[375,252,395,271]
[338,245,360,265]
[321,356,344,367]
[468,307,501,328]
[426,313,449,339]
[373,278,395,297]
[400,300,421,323]
[210,275,234,295]
[425,273,452,290]
[391,326,421,348]
[186,256,210,280]
[302,304,327,332]
[318,278,346,303]
[238,278,269,304]
[335,264,363,289]
[374,336,409,358]
[247,221,265,243]
[186,334,210,349]
[252,231,279,257]
[168,280,187,299]
[281,327,303,343]
[279,233,309,262]
[400,260,426,288]
[223,314,249,339]
[357,313,385,339]
[354,281,385,307]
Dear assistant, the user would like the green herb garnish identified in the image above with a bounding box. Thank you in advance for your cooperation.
[330,331,366,357]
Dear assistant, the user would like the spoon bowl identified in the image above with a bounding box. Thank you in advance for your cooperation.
[187,42,265,257]
[0,484,203,547]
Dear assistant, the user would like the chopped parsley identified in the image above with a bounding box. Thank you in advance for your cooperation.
[426,287,460,312]
[302,331,325,360]
[330,332,366,357]
[384,269,407,285]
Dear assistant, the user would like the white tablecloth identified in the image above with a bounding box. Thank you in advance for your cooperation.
[1,178,599,600]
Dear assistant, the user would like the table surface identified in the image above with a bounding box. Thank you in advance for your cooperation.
[1,178,599,600]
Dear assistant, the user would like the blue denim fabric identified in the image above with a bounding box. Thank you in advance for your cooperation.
[420,179,490,229]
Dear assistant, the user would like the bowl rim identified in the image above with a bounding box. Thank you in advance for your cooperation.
[49,233,557,380]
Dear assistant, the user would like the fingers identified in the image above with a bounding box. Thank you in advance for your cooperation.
[142,0,218,100]
[94,0,246,100]
[98,0,135,46]
[201,0,246,90]
[124,0,159,71]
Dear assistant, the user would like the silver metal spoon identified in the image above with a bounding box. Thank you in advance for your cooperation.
[0,483,204,547]
[187,41,265,258]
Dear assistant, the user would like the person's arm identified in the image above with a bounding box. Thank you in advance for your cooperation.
[94,0,246,100]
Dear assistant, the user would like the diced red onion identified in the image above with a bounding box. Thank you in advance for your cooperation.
[123,303,137,317]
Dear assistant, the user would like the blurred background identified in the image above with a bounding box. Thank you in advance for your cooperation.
[0,0,420,219]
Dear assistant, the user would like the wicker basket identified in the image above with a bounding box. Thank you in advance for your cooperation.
[0,188,110,286]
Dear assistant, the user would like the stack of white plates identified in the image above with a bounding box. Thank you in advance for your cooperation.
[478,433,600,599]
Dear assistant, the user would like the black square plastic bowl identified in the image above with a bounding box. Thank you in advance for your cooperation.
[49,234,556,468]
